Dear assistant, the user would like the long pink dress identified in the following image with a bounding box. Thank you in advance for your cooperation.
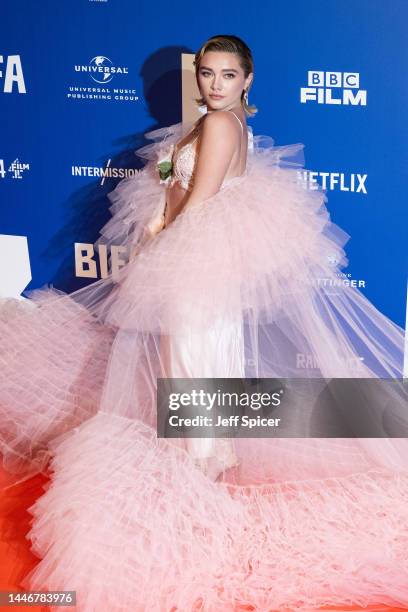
[1,112,408,611]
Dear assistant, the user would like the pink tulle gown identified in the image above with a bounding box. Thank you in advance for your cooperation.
[1,109,408,611]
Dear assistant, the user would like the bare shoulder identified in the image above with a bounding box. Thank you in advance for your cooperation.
[201,110,242,138]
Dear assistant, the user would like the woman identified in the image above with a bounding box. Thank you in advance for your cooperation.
[1,34,408,610]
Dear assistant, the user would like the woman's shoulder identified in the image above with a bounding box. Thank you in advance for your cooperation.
[201,109,242,130]
[199,111,244,148]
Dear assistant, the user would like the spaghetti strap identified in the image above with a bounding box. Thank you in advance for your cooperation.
[229,110,244,133]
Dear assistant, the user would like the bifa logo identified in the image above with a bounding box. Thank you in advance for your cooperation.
[0,158,30,179]
[300,72,367,106]
[0,55,26,93]
[75,243,130,280]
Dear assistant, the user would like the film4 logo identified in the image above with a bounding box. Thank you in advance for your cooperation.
[0,55,26,93]
[0,158,30,179]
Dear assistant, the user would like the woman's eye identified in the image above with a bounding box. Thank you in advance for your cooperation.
[200,71,235,78]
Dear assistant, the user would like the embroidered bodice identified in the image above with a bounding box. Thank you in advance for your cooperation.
[169,136,199,192]
[168,110,252,192]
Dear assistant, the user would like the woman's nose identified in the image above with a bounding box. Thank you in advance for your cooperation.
[211,76,222,91]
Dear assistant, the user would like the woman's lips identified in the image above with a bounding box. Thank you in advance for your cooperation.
[209,94,224,99]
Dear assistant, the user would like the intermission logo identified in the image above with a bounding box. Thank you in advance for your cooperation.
[0,158,30,179]
[300,71,367,106]
[299,170,368,195]
[68,56,138,103]
[0,55,26,93]
[72,159,139,186]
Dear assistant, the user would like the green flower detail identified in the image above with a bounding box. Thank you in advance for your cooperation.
[157,160,173,181]
[157,144,175,185]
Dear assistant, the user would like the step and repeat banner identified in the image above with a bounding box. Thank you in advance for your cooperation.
[0,0,407,335]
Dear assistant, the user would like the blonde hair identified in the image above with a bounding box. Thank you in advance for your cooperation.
[193,34,257,117]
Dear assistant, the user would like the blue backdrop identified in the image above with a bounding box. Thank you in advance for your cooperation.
[0,0,407,327]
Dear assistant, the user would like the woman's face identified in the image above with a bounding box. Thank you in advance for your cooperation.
[197,51,253,112]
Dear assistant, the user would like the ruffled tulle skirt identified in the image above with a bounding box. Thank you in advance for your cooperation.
[1,121,408,610]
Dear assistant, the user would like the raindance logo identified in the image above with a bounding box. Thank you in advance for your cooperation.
[300,71,367,106]
[75,56,128,84]
[0,158,30,179]
[296,352,364,370]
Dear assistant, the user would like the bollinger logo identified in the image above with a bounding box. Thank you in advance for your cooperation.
[75,56,129,84]
[301,71,367,106]
[0,55,26,93]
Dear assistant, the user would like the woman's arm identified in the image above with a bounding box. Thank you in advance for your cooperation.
[183,111,241,208]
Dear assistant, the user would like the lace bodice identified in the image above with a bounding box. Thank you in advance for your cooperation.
[168,110,252,192]
[169,137,199,192]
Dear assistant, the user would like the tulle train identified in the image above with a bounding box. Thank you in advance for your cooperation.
[1,120,408,610]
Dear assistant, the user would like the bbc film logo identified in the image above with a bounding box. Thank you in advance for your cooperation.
[301,71,367,106]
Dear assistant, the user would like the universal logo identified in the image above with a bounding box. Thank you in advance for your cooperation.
[0,158,30,179]
[298,170,368,194]
[0,55,26,93]
[71,160,139,186]
[75,56,128,84]
[301,72,367,106]
[68,56,138,103]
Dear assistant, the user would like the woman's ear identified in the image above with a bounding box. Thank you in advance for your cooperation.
[245,73,254,91]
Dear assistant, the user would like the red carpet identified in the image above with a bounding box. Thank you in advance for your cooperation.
[1,465,407,612]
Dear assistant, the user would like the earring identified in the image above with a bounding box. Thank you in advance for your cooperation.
[244,89,249,104]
